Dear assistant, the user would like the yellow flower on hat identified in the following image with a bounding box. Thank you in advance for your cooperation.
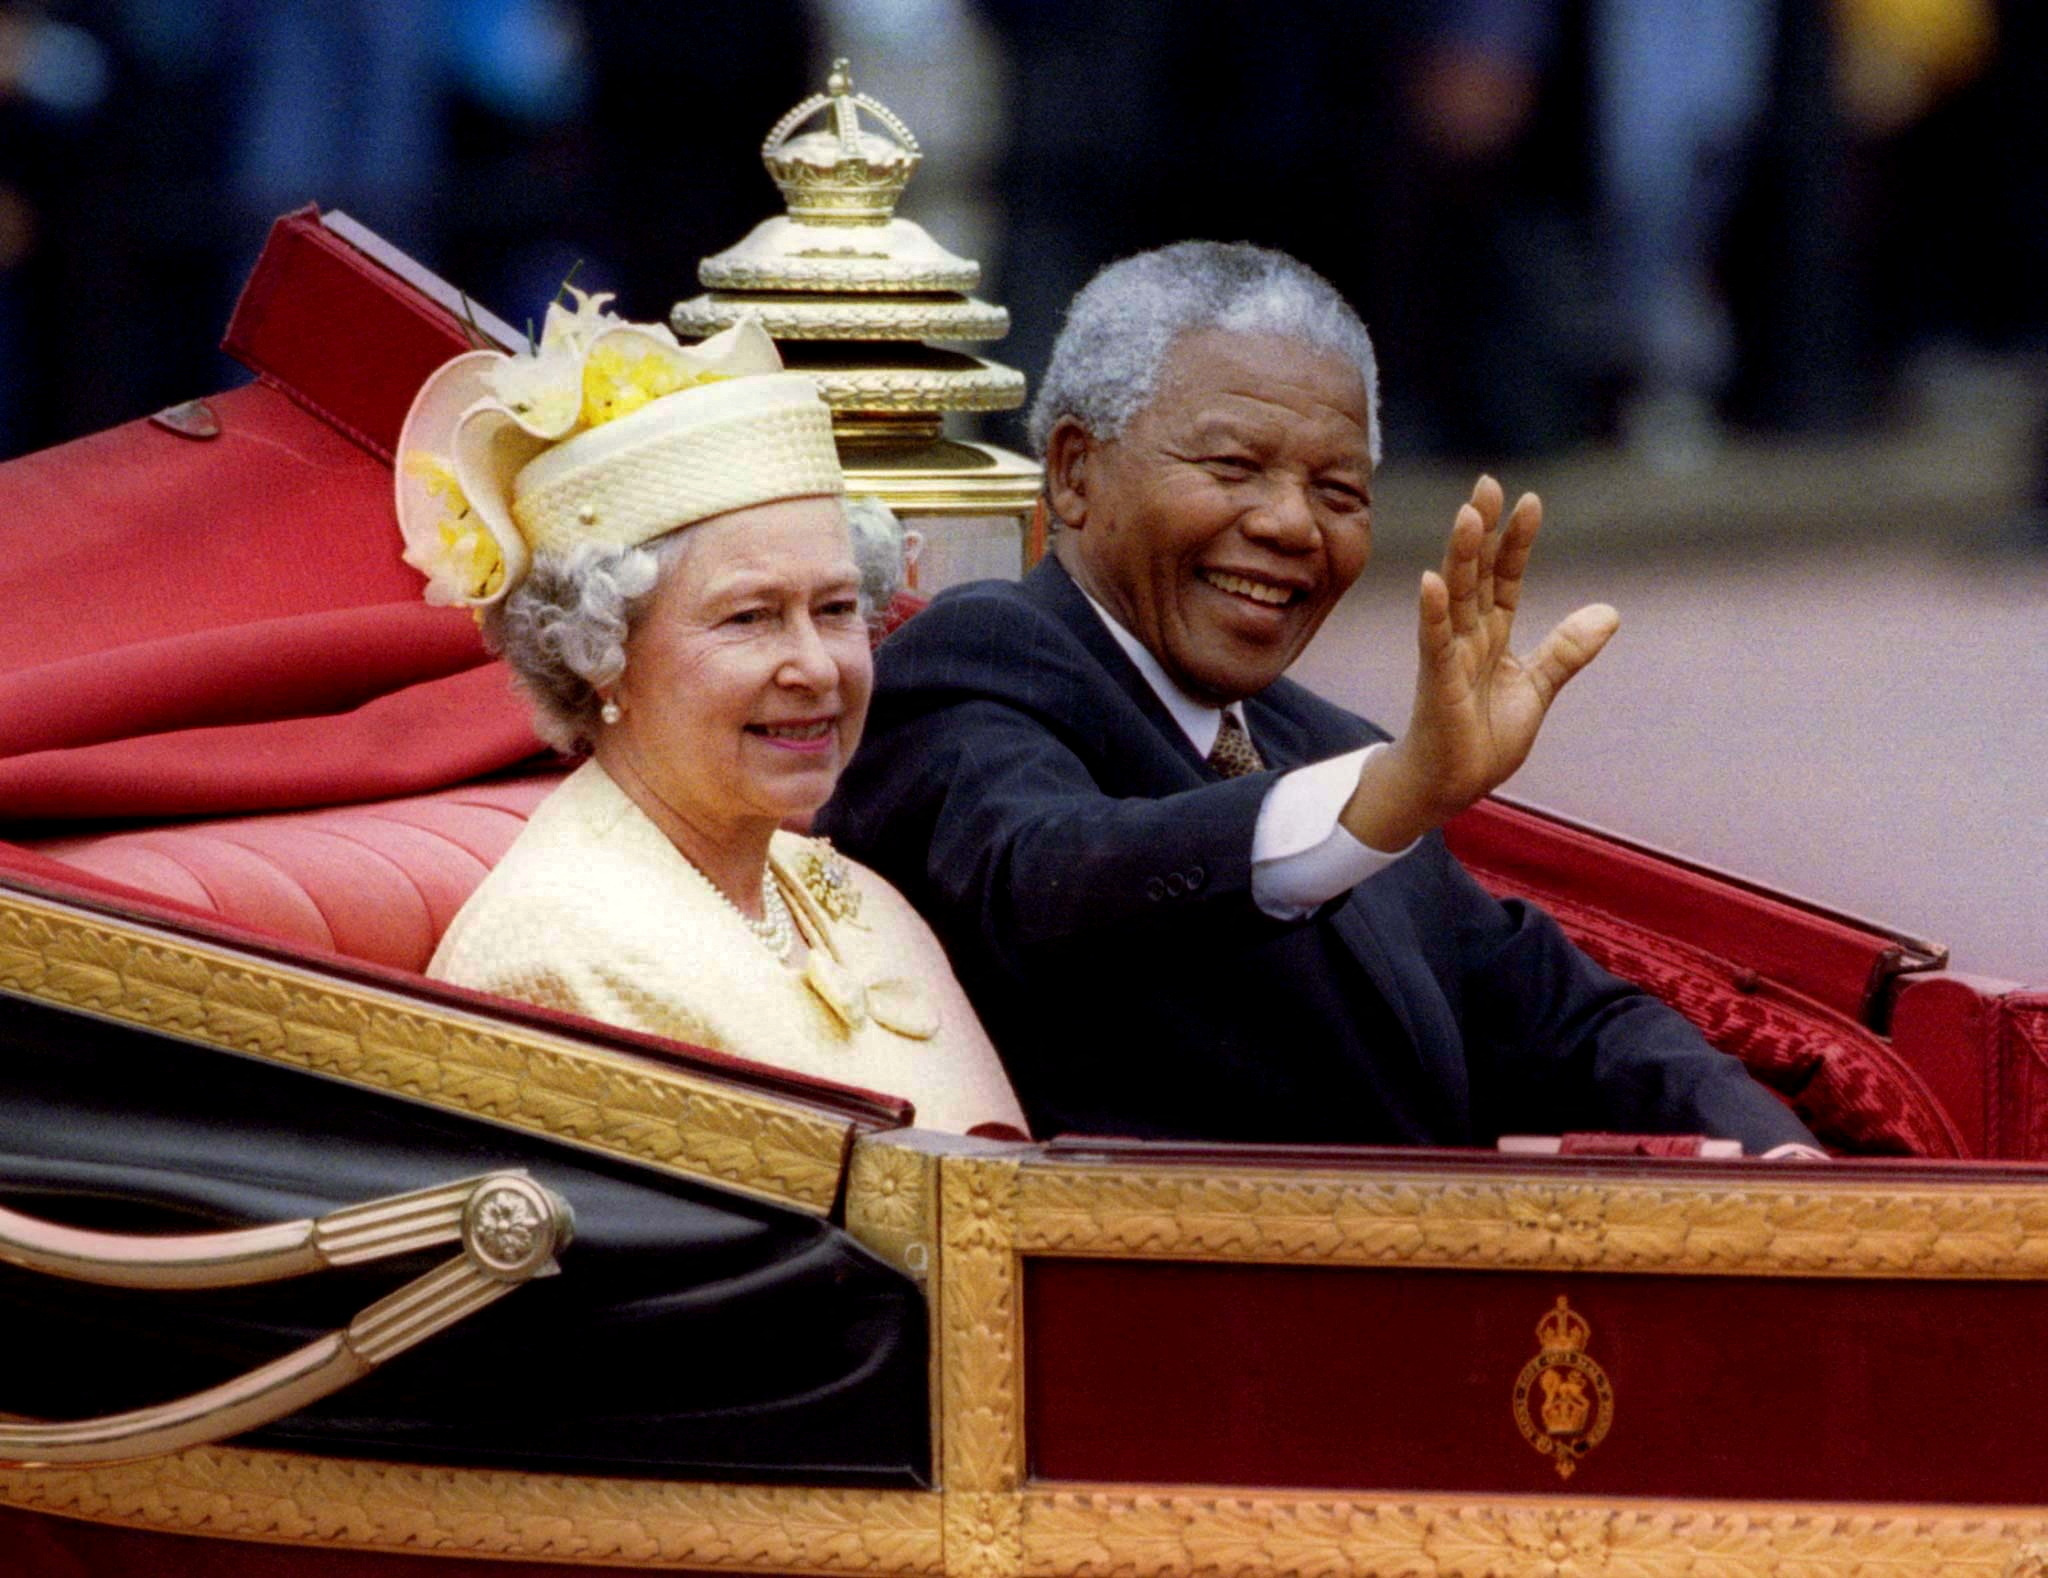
[480,286,622,439]
[401,452,505,605]
[582,342,728,428]
[394,300,830,611]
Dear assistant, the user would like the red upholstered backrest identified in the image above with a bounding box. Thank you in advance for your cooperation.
[24,772,565,974]
[1447,797,1966,1157]
[20,773,1972,1156]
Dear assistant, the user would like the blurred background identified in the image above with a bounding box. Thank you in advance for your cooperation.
[0,0,2041,980]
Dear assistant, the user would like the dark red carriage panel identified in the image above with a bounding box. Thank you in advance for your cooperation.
[1893,975,2048,1161]
[1024,1256,2048,1504]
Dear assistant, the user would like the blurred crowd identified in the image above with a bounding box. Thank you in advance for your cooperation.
[0,0,2042,508]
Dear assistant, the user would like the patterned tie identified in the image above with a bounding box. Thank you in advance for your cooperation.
[1207,710,1265,778]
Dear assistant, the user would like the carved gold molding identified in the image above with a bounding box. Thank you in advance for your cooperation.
[1020,1488,2048,1577]
[673,295,1010,343]
[0,888,852,1215]
[2010,1540,2048,1578]
[10,1447,2048,1577]
[848,1137,941,1279]
[696,255,983,294]
[848,1135,946,1482]
[1009,1161,2048,1277]
[941,1155,1024,1578]
[0,1446,942,1571]
[815,365,1027,414]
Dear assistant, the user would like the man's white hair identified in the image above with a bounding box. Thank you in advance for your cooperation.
[1027,241,1381,465]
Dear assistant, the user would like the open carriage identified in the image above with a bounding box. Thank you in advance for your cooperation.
[3,182,2048,1576]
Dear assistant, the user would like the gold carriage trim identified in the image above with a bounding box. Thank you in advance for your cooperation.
[904,1146,2048,1577]
[1017,1488,2048,1578]
[0,1447,943,1572]
[0,886,855,1215]
[13,1447,2048,1576]
[998,1159,2048,1277]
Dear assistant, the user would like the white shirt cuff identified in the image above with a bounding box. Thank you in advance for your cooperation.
[1250,744,1416,919]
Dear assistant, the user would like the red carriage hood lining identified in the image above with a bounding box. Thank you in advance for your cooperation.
[0,210,548,822]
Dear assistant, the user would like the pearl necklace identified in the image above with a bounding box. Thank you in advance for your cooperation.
[747,868,797,960]
[678,848,796,960]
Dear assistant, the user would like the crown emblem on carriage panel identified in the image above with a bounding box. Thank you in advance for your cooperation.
[1512,1295,1615,1480]
[1536,1295,1591,1355]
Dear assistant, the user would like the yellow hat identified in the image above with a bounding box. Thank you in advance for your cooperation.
[394,290,843,608]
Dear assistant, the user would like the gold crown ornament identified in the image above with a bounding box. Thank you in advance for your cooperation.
[760,58,920,227]
[677,61,1021,398]
[672,59,1041,590]
[1512,1295,1615,1480]
[394,291,843,609]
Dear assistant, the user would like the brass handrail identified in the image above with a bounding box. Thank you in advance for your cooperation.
[0,1171,572,1465]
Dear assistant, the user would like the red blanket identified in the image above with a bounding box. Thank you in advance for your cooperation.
[0,210,548,821]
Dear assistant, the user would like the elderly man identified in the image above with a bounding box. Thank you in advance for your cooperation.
[819,241,1818,1155]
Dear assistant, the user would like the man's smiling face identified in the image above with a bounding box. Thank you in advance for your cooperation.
[1050,329,1375,706]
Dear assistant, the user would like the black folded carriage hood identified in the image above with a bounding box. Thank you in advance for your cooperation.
[0,988,930,1485]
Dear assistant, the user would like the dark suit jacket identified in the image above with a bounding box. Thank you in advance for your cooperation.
[820,558,1816,1152]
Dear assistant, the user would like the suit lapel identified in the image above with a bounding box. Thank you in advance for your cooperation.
[1023,558,1214,781]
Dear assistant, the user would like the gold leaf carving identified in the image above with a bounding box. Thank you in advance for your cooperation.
[1010,1164,2048,1279]
[0,890,852,1214]
[697,257,980,294]
[947,1487,1023,1578]
[0,1447,942,1571]
[812,367,1025,415]
[2007,1540,2048,1578]
[672,296,1010,343]
[941,1155,1021,1503]
[851,1141,933,1243]
[848,1139,939,1288]
[203,969,290,1055]
[1019,1491,2048,1578]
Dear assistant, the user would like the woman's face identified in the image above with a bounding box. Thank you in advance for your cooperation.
[605,497,871,842]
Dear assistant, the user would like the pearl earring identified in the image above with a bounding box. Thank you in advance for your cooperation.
[600,698,622,726]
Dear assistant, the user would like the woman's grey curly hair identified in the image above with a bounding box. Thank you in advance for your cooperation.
[1027,241,1381,466]
[481,496,905,752]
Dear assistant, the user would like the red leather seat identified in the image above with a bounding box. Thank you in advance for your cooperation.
[9,760,1984,1158]
[24,772,564,974]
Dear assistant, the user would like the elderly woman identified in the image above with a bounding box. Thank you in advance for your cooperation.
[395,292,1024,1135]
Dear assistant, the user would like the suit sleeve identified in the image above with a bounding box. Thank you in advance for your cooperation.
[823,589,1292,962]
[1440,858,1820,1152]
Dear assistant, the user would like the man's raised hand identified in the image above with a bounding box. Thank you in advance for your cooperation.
[1340,475,1619,853]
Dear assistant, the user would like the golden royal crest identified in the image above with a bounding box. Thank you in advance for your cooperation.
[1512,1295,1614,1479]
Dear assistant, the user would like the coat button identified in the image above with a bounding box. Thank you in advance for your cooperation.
[1185,865,1206,890]
[1145,877,1166,901]
[1165,872,1186,897]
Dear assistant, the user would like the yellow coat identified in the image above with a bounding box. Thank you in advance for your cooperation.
[430,761,1026,1136]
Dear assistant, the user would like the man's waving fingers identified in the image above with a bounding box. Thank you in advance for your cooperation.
[1490,491,1542,616]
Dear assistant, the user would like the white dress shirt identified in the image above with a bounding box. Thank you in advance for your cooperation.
[1080,593,1415,919]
